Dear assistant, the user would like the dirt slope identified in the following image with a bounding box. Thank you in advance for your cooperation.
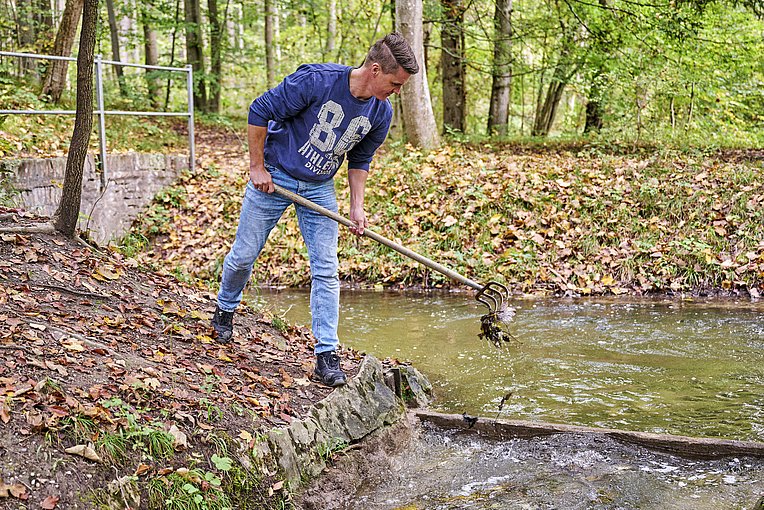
[0,210,361,509]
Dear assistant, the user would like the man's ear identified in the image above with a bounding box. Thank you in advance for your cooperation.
[370,62,381,76]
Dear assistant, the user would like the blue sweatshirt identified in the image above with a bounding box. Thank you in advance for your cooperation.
[248,63,393,182]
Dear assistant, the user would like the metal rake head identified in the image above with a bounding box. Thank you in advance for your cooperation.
[475,281,510,314]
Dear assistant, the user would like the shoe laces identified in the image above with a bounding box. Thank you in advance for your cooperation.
[321,352,341,370]
[216,308,234,326]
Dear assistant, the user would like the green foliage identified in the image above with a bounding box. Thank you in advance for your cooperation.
[147,468,232,510]
[316,437,349,464]
[97,397,175,463]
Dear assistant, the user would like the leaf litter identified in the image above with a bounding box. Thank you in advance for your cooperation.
[0,208,361,508]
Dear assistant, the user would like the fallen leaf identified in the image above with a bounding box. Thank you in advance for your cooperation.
[60,339,85,352]
[168,424,188,450]
[0,402,10,424]
[134,463,152,476]
[40,495,60,508]
[65,444,101,462]
[92,265,121,281]
[238,430,253,442]
[294,377,311,387]
[0,478,28,499]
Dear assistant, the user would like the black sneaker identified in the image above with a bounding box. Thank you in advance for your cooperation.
[211,306,234,343]
[313,351,347,388]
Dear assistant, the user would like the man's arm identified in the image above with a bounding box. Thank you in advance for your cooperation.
[248,124,274,193]
[348,168,368,235]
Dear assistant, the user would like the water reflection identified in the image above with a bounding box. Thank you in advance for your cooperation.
[251,289,764,441]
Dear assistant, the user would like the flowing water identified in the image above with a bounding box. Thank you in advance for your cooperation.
[255,289,764,442]
[253,289,764,508]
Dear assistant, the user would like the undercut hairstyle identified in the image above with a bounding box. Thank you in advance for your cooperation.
[364,32,419,75]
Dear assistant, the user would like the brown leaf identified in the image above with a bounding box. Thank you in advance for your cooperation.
[0,402,10,424]
[0,478,28,499]
[64,444,101,462]
[40,495,60,508]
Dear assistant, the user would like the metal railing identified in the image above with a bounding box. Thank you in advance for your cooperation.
[0,50,195,183]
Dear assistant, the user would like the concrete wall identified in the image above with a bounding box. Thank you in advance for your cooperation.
[0,153,187,245]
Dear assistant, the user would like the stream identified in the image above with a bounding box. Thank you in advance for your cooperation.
[253,289,764,508]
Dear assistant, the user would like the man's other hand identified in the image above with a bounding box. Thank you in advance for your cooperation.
[349,206,367,236]
[250,165,274,193]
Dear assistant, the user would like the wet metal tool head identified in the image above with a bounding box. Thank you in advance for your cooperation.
[273,184,515,346]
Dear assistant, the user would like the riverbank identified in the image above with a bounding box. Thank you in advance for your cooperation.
[1,213,421,509]
[124,126,764,298]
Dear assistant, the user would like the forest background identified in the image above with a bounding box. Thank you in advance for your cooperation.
[1,0,763,296]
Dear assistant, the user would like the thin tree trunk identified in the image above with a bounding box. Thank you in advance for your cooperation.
[39,0,84,102]
[184,0,207,111]
[440,0,466,134]
[17,0,37,74]
[264,0,276,88]
[165,0,181,111]
[326,0,336,57]
[396,0,439,149]
[583,70,604,134]
[207,0,224,113]
[54,0,97,238]
[487,0,512,136]
[140,6,160,108]
[105,0,128,96]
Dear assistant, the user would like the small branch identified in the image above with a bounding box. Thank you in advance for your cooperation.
[0,223,56,234]
[31,283,111,300]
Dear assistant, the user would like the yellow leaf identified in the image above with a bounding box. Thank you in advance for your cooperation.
[94,264,121,281]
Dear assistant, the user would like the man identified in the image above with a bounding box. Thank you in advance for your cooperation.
[211,33,419,387]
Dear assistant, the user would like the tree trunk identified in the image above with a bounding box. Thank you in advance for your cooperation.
[584,70,604,134]
[39,0,85,102]
[264,0,277,88]
[532,71,567,137]
[54,0,97,238]
[140,6,160,109]
[184,0,207,112]
[207,0,224,113]
[396,0,439,149]
[106,0,128,96]
[487,0,512,136]
[326,0,336,57]
[440,0,465,134]
[531,36,576,137]
[35,0,54,39]
[165,0,181,111]
[17,0,38,74]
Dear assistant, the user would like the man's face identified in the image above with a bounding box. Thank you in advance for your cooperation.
[371,63,411,100]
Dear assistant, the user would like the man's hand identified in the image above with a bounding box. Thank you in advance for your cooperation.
[248,124,272,192]
[250,164,274,193]
[349,205,367,236]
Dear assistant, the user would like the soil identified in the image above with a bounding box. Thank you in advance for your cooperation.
[0,211,361,509]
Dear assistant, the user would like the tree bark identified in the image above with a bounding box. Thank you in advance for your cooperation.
[531,34,577,137]
[184,0,207,112]
[17,0,37,74]
[396,0,439,149]
[140,6,161,109]
[487,0,512,136]
[105,0,128,96]
[39,0,85,102]
[440,0,466,134]
[326,0,336,57]
[207,0,224,113]
[584,70,604,134]
[54,0,97,238]
[264,0,277,88]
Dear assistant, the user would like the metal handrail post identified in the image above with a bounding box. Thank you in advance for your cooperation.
[95,54,108,187]
[186,64,195,172]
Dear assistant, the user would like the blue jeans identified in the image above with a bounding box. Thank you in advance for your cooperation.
[217,167,340,354]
